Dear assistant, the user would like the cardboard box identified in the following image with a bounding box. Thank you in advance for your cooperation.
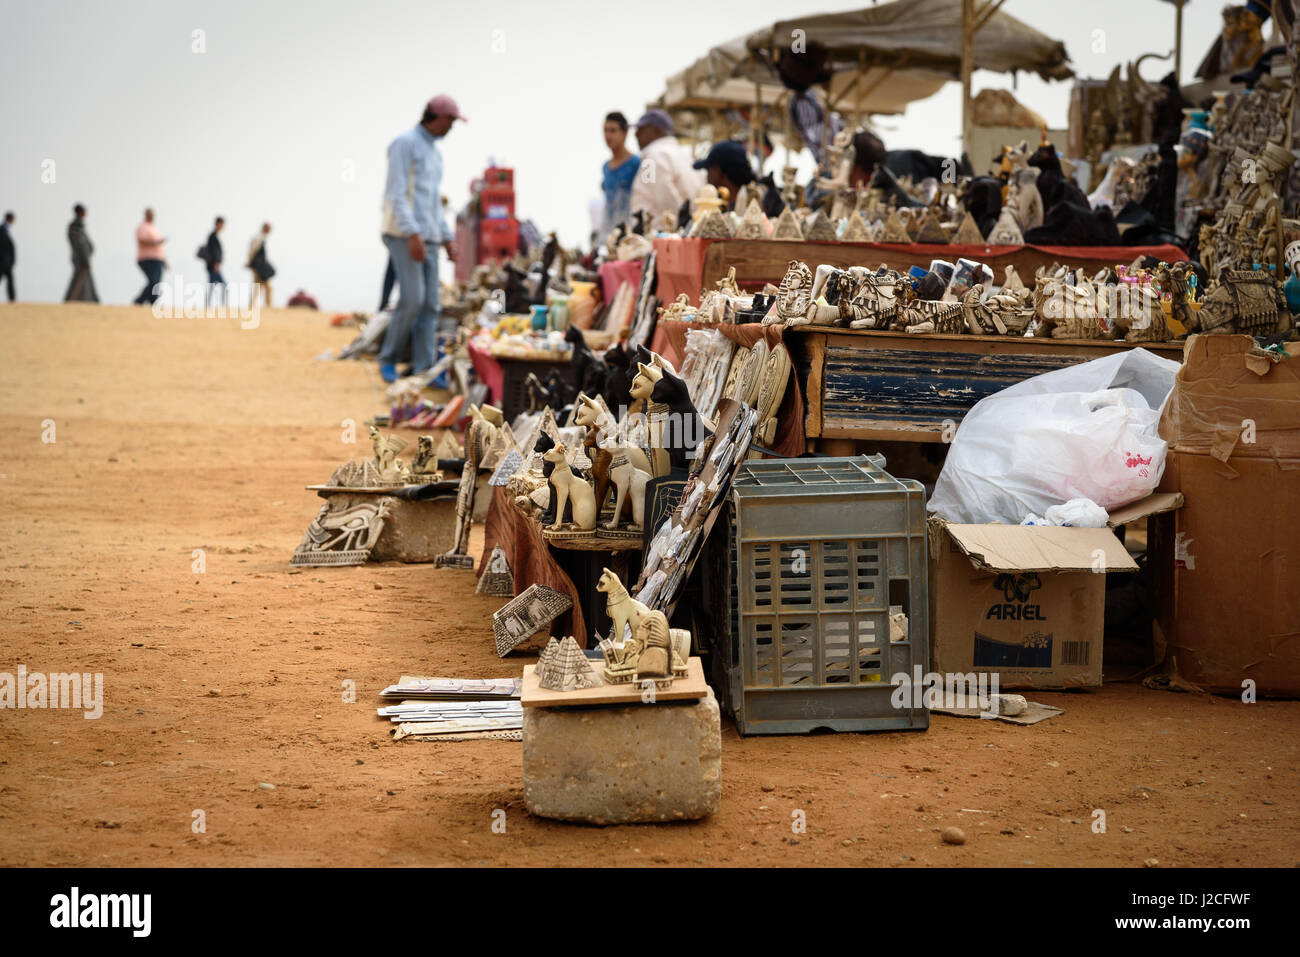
[1157,453,1300,694]
[928,519,1139,689]
[1155,335,1300,696]
[1160,335,1300,462]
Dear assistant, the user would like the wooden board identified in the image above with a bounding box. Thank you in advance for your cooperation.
[789,326,1185,445]
[521,657,707,708]
[544,534,643,552]
[787,326,1185,357]
[804,333,826,439]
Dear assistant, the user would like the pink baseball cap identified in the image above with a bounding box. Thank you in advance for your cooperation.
[426,94,467,122]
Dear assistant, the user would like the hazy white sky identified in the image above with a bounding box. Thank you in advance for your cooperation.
[2,0,1225,311]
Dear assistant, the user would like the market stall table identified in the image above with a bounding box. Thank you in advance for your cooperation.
[467,337,574,421]
[785,326,1185,447]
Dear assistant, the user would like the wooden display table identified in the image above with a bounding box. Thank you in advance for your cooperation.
[785,326,1185,446]
[652,237,1189,304]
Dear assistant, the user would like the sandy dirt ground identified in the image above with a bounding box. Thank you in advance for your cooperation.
[0,302,1296,868]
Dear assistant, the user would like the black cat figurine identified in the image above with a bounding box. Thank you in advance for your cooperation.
[649,366,710,472]
[602,342,632,414]
[534,431,559,525]
[565,325,606,399]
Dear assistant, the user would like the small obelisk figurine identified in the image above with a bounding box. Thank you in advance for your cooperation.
[437,404,502,568]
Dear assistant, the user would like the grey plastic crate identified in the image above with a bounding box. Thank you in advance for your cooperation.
[724,455,929,735]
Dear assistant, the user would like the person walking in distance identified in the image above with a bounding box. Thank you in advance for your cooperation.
[0,212,15,302]
[64,204,98,302]
[200,216,226,307]
[133,208,167,306]
[247,222,275,308]
[377,93,464,383]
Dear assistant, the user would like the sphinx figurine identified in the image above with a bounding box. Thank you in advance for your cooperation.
[765,260,813,326]
[407,435,444,482]
[369,427,409,485]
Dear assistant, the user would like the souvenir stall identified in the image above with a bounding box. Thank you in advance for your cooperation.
[354,3,1300,838]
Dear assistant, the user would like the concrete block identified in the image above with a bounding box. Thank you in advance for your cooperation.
[311,492,457,563]
[523,691,721,824]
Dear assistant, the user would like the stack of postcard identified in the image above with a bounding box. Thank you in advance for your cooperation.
[378,677,523,741]
[379,677,522,700]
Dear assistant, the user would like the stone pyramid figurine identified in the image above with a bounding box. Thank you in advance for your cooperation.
[488,448,524,486]
[475,545,514,597]
[985,206,1024,245]
[691,209,733,239]
[903,209,922,242]
[771,206,804,241]
[950,211,985,245]
[493,583,572,657]
[803,210,838,242]
[735,199,768,240]
[840,212,871,243]
[434,431,463,461]
[536,636,599,691]
[879,210,911,244]
[535,638,560,682]
[855,190,876,219]
[913,210,950,244]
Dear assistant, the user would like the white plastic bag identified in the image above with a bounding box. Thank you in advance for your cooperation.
[929,350,1178,525]
[1022,497,1110,528]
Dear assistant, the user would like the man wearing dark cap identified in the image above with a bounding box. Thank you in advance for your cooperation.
[378,93,465,383]
[693,141,756,211]
[629,108,704,226]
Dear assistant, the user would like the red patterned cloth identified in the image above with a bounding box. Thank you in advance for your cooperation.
[478,487,586,642]
[597,259,644,304]
[466,335,504,406]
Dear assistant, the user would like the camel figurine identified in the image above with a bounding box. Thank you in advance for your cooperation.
[542,442,597,532]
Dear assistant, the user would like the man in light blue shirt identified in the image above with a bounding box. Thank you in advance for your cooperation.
[378,93,465,382]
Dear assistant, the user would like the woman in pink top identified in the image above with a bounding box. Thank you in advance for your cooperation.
[133,208,167,306]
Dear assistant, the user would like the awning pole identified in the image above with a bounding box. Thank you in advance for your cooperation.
[1174,0,1184,85]
[962,0,974,159]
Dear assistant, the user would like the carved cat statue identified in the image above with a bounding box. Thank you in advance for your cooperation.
[649,366,710,472]
[542,442,596,531]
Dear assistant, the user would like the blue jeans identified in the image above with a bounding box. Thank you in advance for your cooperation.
[134,258,164,305]
[379,234,450,372]
[206,267,226,306]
